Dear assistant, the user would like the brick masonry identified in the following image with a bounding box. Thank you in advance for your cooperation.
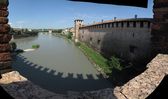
[0,0,12,74]
[0,24,11,33]
[151,0,168,56]
[0,18,9,25]
[0,44,11,52]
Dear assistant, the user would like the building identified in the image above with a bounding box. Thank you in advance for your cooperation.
[74,17,153,65]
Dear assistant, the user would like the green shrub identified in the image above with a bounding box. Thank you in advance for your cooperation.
[67,32,73,39]
[32,44,40,49]
[107,56,123,70]
[75,42,81,46]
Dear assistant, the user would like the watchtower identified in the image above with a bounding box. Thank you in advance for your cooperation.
[74,19,83,42]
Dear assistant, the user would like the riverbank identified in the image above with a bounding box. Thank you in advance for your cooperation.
[12,31,38,39]
[60,34,113,78]
[78,42,111,78]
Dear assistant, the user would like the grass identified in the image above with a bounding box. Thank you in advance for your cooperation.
[78,42,112,74]
[32,44,40,49]
[62,34,123,76]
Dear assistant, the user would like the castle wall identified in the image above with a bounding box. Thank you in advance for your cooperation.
[79,20,152,64]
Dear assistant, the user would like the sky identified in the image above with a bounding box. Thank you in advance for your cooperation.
[8,0,153,29]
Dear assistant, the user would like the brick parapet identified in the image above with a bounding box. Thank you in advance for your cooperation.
[0,0,12,74]
[151,0,168,56]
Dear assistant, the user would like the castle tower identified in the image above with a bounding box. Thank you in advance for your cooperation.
[74,19,83,42]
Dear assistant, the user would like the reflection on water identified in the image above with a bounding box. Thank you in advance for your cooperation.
[12,33,113,94]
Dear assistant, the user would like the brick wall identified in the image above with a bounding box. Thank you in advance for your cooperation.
[151,0,168,56]
[0,0,12,74]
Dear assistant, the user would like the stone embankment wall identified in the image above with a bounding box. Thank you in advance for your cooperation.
[0,0,12,74]
[114,54,168,99]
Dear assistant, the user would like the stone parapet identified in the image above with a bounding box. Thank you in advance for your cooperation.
[0,71,116,99]
[114,54,168,99]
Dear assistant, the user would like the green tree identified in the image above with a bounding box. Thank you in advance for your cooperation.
[67,32,73,39]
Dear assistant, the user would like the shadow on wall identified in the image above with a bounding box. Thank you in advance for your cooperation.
[11,54,113,94]
[99,31,151,86]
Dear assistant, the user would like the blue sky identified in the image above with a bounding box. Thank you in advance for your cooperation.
[8,0,153,29]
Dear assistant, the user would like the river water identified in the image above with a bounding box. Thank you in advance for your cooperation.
[12,33,113,94]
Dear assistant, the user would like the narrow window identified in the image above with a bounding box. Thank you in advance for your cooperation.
[116,23,118,27]
[97,40,101,44]
[108,23,110,28]
[148,22,150,28]
[127,22,130,27]
[112,23,114,27]
[90,37,92,41]
[140,21,144,28]
[132,33,135,37]
[121,22,124,28]
[129,45,137,53]
[133,21,136,27]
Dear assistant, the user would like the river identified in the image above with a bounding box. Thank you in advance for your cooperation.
[12,33,113,94]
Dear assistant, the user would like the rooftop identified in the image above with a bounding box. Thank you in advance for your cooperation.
[80,18,153,28]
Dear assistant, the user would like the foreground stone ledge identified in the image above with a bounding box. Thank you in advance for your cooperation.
[114,54,168,99]
[0,71,68,99]
[0,71,116,99]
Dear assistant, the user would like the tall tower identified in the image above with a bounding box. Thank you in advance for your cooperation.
[74,19,83,42]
